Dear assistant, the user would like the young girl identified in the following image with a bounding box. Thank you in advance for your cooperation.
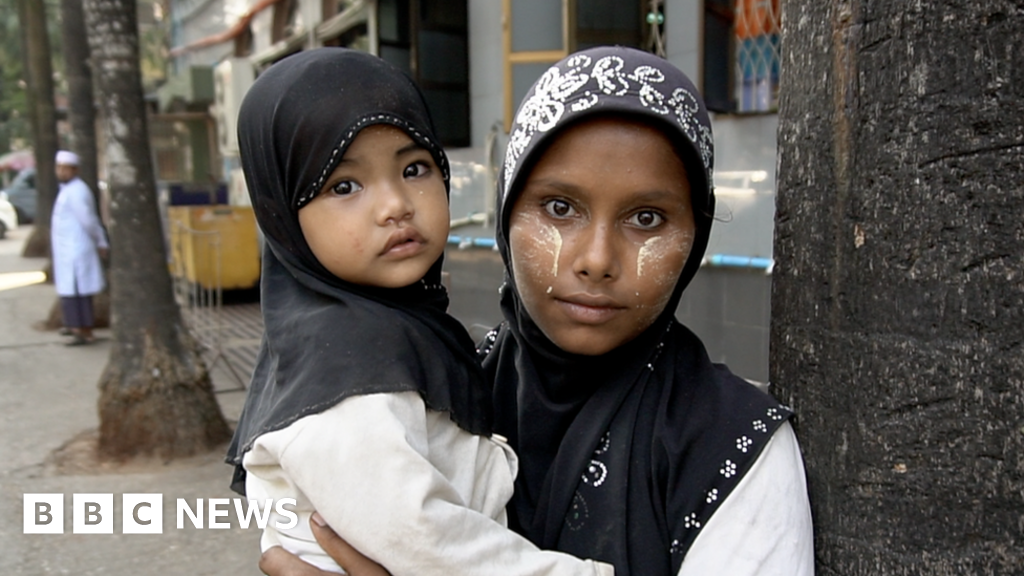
[261,45,813,576]
[485,45,813,575]
[226,48,612,576]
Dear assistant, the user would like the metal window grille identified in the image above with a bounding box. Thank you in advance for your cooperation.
[733,0,781,113]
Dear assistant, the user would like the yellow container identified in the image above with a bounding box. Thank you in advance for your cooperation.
[167,205,260,290]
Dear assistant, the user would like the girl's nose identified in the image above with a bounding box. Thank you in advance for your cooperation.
[376,180,415,225]
[572,222,619,281]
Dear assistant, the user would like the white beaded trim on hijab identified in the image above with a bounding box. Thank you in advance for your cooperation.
[295,114,449,209]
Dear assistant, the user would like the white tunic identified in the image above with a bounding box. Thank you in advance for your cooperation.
[244,391,614,576]
[51,177,107,296]
[677,421,815,576]
[246,392,813,576]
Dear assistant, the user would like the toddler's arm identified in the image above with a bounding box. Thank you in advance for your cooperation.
[247,391,613,576]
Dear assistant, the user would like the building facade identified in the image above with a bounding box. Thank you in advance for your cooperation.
[160,0,781,382]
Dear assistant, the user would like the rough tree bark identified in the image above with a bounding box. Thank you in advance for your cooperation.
[60,0,99,195]
[44,0,109,331]
[83,0,231,459]
[772,1,1023,574]
[17,0,58,258]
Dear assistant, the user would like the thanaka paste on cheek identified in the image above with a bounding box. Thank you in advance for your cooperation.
[513,212,563,283]
[637,230,695,310]
[636,236,660,277]
[538,222,563,277]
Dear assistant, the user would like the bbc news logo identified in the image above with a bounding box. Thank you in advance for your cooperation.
[23,493,297,534]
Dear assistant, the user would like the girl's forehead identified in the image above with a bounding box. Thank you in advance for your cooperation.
[522,116,691,190]
[546,115,679,153]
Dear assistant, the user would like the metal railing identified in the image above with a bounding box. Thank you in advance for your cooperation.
[169,220,247,390]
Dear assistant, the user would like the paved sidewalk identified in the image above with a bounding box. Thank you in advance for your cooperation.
[0,227,263,575]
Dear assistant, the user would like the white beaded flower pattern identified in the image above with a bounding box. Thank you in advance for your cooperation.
[503,54,713,198]
[719,459,737,478]
[736,435,754,453]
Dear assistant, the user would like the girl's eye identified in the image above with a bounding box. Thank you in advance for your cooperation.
[329,180,362,196]
[628,210,664,229]
[543,199,576,218]
[403,161,430,179]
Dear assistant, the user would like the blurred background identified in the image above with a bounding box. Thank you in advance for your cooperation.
[1,0,782,382]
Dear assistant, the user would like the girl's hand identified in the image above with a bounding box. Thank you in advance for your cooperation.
[259,514,391,576]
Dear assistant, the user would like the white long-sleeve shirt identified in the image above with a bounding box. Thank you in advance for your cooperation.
[246,392,813,576]
[51,177,107,297]
[244,391,614,576]
[678,421,815,576]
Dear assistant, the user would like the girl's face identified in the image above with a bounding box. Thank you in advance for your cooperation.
[298,124,449,287]
[508,117,696,356]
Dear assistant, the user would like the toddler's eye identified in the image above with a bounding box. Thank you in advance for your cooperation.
[403,161,430,179]
[329,180,362,196]
[543,199,575,218]
[629,210,664,229]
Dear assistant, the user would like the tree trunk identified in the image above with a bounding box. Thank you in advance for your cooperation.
[17,0,58,258]
[58,0,110,330]
[83,0,231,459]
[60,0,99,196]
[772,1,1024,574]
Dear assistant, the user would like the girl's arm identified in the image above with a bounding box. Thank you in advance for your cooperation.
[676,422,814,576]
[248,391,612,576]
[259,517,389,576]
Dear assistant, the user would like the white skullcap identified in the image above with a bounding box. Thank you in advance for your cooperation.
[55,150,80,166]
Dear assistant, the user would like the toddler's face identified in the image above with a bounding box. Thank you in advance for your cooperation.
[508,117,696,356]
[299,125,449,288]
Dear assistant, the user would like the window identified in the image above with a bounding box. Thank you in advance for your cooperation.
[378,0,470,147]
[704,0,781,113]
[503,0,648,130]
[575,0,643,50]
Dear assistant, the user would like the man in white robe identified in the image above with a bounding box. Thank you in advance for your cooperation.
[51,150,108,345]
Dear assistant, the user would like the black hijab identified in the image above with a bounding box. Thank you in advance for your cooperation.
[227,48,491,492]
[481,46,792,574]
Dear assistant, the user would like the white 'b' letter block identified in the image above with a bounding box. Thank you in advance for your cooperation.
[24,494,63,534]
[73,493,114,534]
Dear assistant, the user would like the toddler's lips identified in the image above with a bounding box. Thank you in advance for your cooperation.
[381,227,427,257]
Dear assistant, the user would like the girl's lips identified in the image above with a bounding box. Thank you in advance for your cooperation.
[380,228,427,257]
[554,294,626,325]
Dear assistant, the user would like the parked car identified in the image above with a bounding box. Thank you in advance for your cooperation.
[0,191,18,239]
[3,167,36,224]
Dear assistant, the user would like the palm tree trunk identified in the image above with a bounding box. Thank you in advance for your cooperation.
[17,0,57,258]
[83,0,231,459]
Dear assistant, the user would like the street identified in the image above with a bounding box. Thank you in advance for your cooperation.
[0,226,261,575]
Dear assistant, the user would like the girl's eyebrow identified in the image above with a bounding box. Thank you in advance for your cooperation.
[394,142,427,157]
[524,178,582,195]
[628,189,688,204]
[527,178,685,203]
[336,141,425,166]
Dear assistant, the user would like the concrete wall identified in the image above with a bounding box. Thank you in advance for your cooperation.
[664,0,701,82]
[468,0,505,149]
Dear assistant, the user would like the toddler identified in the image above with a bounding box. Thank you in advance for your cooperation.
[226,48,612,576]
